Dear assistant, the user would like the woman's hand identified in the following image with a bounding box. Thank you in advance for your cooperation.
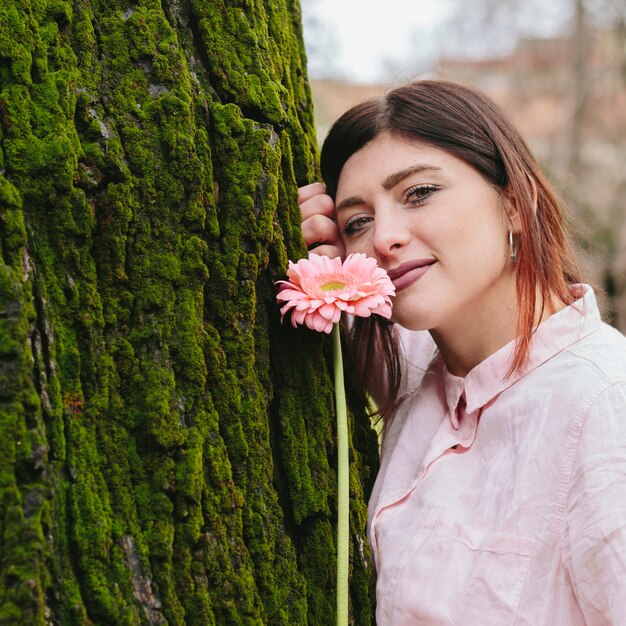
[299,182,345,259]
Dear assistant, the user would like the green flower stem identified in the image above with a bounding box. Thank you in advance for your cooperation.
[333,323,349,625]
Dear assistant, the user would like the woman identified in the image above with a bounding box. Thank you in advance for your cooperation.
[300,80,626,625]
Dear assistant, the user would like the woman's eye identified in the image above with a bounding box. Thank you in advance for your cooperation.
[343,215,372,236]
[405,184,438,206]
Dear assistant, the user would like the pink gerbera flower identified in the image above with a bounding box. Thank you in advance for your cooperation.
[276,253,395,333]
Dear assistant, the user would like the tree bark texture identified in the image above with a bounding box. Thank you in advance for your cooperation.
[0,0,378,624]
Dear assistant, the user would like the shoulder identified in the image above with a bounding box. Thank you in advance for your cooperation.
[558,324,626,495]
[545,322,626,417]
[509,318,626,446]
[557,285,626,385]
[565,321,626,384]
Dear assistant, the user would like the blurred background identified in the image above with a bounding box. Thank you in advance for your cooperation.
[301,0,626,329]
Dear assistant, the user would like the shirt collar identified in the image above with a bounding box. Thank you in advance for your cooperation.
[439,284,601,422]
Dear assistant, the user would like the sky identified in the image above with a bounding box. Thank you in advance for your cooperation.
[301,0,574,84]
[301,0,451,83]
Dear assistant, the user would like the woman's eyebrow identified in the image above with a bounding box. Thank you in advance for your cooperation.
[335,164,442,213]
[336,196,364,212]
[381,164,441,190]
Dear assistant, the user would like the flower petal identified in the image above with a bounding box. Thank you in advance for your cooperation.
[276,252,395,331]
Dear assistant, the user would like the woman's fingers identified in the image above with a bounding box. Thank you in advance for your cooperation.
[301,213,345,259]
[298,182,328,207]
[298,183,345,258]
[299,189,335,221]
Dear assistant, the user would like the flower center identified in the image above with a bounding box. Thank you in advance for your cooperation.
[320,280,346,292]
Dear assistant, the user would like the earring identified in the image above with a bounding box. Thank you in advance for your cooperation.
[509,230,517,264]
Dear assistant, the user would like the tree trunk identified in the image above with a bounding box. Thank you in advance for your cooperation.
[0,0,377,624]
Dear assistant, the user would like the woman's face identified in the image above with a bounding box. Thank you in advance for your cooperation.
[335,132,518,336]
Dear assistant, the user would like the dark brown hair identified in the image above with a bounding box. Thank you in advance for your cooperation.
[321,80,581,420]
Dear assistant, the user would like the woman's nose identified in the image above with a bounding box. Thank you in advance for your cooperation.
[373,207,411,258]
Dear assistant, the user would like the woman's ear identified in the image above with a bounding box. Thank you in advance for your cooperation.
[503,175,538,233]
[502,192,522,234]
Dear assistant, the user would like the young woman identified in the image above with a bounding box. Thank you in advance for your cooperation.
[300,80,626,625]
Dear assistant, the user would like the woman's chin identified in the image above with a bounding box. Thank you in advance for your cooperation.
[391,311,433,332]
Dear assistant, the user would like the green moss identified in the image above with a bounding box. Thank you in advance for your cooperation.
[0,192,49,625]
[0,0,376,622]
[191,1,287,125]
[0,176,26,264]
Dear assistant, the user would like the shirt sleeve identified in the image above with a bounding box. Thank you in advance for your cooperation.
[562,382,626,625]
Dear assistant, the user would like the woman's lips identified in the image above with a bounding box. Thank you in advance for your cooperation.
[387,259,436,292]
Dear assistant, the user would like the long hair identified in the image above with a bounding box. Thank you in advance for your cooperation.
[321,80,581,420]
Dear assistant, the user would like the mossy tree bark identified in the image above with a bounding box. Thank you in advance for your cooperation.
[0,0,378,624]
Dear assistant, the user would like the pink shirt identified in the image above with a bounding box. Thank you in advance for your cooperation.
[368,286,626,625]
